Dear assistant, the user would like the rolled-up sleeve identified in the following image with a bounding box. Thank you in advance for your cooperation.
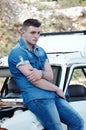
[16,56,29,68]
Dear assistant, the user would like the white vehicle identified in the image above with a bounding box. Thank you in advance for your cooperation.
[0,31,86,130]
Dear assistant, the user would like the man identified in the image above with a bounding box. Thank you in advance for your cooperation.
[8,18,84,130]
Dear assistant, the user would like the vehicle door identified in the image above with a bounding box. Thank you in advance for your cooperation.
[64,65,86,130]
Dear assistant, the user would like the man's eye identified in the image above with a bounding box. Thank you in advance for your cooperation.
[38,32,41,35]
[31,31,36,34]
[31,31,41,35]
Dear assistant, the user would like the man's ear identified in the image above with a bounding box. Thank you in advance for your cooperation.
[20,28,25,35]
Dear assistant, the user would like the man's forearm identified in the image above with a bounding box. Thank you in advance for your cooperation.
[32,78,58,92]
[32,78,65,99]
[42,70,53,81]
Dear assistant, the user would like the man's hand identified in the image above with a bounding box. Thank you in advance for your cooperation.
[56,88,65,99]
[27,68,42,82]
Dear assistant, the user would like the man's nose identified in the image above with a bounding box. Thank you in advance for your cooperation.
[35,33,40,38]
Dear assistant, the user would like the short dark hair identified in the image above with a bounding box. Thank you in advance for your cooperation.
[22,18,41,29]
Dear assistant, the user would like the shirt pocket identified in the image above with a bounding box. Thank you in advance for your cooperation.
[30,59,35,67]
[30,59,39,68]
[39,58,46,69]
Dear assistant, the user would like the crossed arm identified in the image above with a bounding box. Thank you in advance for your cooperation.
[18,61,65,99]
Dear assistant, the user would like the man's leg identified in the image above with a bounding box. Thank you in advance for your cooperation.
[27,99,63,130]
[55,96,84,130]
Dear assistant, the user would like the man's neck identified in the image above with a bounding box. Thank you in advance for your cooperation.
[22,37,34,51]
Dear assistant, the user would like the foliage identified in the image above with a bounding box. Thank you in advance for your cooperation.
[0,0,86,58]
[45,0,86,7]
[72,69,84,79]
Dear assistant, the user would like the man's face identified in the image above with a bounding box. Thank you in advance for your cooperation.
[22,26,41,46]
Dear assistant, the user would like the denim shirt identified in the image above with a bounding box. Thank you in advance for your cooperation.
[8,38,55,105]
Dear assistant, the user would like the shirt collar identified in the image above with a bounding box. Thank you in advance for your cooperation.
[19,37,39,51]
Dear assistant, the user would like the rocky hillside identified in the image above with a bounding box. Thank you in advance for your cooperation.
[0,0,86,57]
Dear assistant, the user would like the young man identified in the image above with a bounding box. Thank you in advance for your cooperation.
[8,18,84,130]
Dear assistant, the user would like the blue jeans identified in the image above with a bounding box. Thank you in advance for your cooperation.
[27,96,84,130]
